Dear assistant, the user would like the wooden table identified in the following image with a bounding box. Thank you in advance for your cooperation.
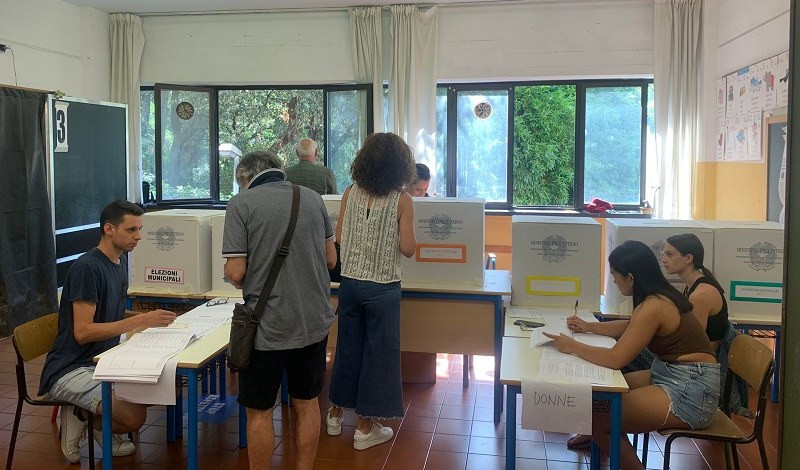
[97,321,242,470]
[330,270,512,423]
[500,337,629,470]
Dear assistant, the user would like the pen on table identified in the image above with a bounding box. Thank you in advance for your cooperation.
[572,300,578,320]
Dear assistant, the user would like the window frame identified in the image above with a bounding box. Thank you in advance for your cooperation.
[437,78,653,212]
[143,83,373,207]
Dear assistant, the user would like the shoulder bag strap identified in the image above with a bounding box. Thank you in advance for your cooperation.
[252,184,301,317]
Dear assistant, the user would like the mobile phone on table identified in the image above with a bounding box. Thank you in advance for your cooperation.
[513,319,545,330]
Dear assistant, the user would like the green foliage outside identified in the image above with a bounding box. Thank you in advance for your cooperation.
[141,88,364,201]
[513,85,576,206]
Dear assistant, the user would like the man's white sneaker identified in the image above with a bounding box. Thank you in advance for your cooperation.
[93,430,136,457]
[353,421,393,450]
[60,405,87,464]
[326,408,342,436]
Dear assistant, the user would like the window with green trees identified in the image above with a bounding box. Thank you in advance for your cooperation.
[141,84,371,203]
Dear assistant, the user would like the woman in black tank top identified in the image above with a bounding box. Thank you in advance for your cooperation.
[662,233,752,415]
[661,233,729,349]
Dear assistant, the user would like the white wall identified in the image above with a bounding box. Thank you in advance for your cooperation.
[140,0,654,85]
[0,0,110,101]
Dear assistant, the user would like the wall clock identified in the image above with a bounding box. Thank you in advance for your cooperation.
[176,101,195,120]
[474,101,492,119]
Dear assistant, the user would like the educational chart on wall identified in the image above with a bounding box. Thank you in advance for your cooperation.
[717,52,786,162]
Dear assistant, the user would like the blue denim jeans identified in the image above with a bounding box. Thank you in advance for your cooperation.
[329,277,404,419]
[651,357,721,429]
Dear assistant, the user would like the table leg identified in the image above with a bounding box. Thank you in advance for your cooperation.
[176,385,183,439]
[166,405,175,442]
[609,393,622,470]
[772,330,781,403]
[505,385,518,470]
[220,355,227,400]
[494,297,503,423]
[210,358,218,395]
[590,441,600,470]
[462,354,469,388]
[202,365,209,394]
[102,381,113,468]
[187,369,199,470]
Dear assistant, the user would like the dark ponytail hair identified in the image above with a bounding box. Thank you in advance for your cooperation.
[608,240,693,313]
[665,233,724,294]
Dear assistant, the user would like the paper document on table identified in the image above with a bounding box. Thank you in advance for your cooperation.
[521,378,592,434]
[507,307,545,321]
[93,330,195,382]
[573,333,616,348]
[115,357,179,405]
[538,348,613,385]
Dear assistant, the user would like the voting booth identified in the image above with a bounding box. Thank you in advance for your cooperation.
[402,198,486,286]
[604,219,714,314]
[131,209,223,294]
[321,195,343,232]
[700,220,784,319]
[208,213,241,296]
[511,216,601,309]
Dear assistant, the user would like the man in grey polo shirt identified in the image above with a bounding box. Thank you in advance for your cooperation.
[223,150,336,470]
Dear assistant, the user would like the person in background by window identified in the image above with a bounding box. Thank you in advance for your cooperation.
[326,133,417,450]
[223,150,337,470]
[406,163,431,197]
[39,200,177,464]
[285,138,338,195]
[547,240,720,470]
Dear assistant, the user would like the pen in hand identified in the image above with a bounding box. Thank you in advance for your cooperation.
[573,299,578,319]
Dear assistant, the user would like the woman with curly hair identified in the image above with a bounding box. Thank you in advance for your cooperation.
[326,133,417,450]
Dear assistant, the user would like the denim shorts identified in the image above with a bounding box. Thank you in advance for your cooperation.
[650,357,721,429]
[49,367,102,413]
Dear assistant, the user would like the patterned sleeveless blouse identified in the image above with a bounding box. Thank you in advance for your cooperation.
[340,184,403,283]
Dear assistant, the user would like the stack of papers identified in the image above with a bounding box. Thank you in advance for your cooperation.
[538,348,613,386]
[162,298,237,339]
[94,329,196,383]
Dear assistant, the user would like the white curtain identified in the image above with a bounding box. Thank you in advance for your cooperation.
[349,7,385,133]
[653,0,702,219]
[110,13,146,203]
[387,5,438,187]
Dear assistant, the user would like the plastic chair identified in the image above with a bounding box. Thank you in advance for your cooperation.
[659,334,774,470]
[7,313,96,469]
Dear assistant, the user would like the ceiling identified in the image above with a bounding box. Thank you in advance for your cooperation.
[62,0,504,14]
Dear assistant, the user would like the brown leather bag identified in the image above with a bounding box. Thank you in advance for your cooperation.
[227,184,300,371]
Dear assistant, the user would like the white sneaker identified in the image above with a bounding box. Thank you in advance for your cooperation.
[60,405,87,464]
[93,430,136,457]
[326,407,342,436]
[353,421,393,450]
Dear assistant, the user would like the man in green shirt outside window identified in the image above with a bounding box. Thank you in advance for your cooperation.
[285,138,338,195]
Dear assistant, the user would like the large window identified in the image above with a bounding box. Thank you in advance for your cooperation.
[141,84,371,203]
[437,79,652,210]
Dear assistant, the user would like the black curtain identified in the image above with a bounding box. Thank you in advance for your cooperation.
[0,88,58,336]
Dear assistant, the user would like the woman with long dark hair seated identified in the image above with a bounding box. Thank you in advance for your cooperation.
[661,233,749,415]
[544,240,720,470]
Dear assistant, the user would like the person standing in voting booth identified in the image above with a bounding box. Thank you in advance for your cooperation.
[222,150,337,470]
[544,240,720,470]
[407,163,431,197]
[326,133,417,450]
[284,138,338,195]
[39,200,177,464]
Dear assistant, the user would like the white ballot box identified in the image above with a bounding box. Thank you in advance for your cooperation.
[402,198,485,286]
[604,219,713,314]
[700,220,784,319]
[131,209,223,295]
[321,195,343,232]
[511,216,601,309]
[207,213,241,296]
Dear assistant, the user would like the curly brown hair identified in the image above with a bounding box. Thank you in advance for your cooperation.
[350,133,417,196]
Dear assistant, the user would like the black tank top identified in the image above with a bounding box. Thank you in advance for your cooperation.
[684,277,729,342]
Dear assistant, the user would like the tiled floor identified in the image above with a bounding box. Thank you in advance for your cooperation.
[0,338,779,469]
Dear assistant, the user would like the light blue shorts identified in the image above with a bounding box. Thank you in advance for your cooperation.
[49,367,102,414]
[650,357,721,430]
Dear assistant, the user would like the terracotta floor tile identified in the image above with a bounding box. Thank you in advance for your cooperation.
[430,433,470,453]
[470,420,505,438]
[435,418,472,436]
[384,444,429,469]
[468,436,505,456]
[465,453,505,470]
[400,415,438,433]
[424,450,467,470]
[406,402,442,419]
[439,405,474,420]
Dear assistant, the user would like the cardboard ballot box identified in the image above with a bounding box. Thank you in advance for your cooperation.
[208,213,242,296]
[130,209,223,295]
[700,220,784,319]
[511,216,601,309]
[604,219,713,314]
[321,195,343,232]
[402,198,486,286]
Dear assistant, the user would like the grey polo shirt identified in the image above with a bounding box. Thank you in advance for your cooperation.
[223,179,334,350]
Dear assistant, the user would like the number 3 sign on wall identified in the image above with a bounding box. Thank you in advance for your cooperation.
[54,101,70,152]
